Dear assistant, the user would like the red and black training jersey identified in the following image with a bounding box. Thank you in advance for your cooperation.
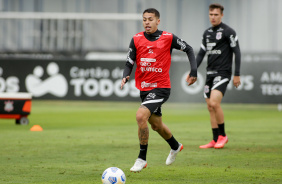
[123,29,197,91]
[133,31,173,91]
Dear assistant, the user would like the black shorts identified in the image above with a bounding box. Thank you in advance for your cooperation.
[140,88,170,116]
[204,75,230,98]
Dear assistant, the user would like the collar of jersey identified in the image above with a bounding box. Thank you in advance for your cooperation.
[212,22,223,30]
[144,29,163,41]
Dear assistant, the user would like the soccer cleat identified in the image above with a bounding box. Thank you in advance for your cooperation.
[166,143,183,165]
[199,140,216,149]
[130,158,147,172]
[214,135,228,149]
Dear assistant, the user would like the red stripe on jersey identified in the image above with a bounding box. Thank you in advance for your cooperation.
[133,31,173,91]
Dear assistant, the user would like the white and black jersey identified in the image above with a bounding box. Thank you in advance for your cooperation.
[196,22,241,78]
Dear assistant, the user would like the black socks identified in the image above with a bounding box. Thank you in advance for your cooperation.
[166,135,179,150]
[138,135,179,161]
[212,128,219,142]
[212,123,226,141]
[138,144,148,161]
[218,123,226,136]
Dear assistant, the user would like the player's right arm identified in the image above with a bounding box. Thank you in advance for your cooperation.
[121,38,136,89]
[196,32,207,68]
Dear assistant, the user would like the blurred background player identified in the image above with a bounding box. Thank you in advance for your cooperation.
[196,3,241,149]
[120,8,197,172]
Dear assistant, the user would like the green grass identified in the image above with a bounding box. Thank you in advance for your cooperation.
[0,101,281,184]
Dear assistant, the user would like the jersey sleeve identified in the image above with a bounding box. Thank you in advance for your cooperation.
[122,38,136,78]
[226,28,241,76]
[196,32,207,68]
[171,34,197,77]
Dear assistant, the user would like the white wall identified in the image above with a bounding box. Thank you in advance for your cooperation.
[0,0,281,53]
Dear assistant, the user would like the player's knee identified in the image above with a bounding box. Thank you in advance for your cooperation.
[209,101,220,110]
[136,113,148,125]
[207,104,213,112]
[150,124,160,131]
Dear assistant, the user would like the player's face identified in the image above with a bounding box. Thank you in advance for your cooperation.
[143,12,160,34]
[209,8,223,27]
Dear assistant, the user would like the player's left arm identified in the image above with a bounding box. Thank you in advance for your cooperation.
[171,34,197,86]
[121,38,136,89]
[227,28,241,88]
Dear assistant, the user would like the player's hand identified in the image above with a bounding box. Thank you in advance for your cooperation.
[186,74,197,86]
[120,76,130,89]
[233,76,241,88]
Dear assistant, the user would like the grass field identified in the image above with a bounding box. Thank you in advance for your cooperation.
[0,101,281,184]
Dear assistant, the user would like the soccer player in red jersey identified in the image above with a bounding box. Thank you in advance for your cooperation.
[120,8,197,172]
[196,4,241,149]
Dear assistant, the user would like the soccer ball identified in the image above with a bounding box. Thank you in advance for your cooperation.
[101,167,126,184]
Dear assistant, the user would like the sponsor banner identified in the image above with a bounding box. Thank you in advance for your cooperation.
[0,59,139,101]
[0,59,281,103]
[170,61,282,103]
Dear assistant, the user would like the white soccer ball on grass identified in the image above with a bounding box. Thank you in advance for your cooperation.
[101,167,126,184]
